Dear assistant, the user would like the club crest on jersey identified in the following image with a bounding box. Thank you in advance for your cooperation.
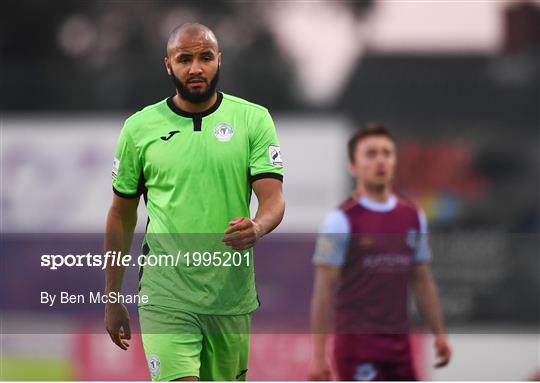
[354,362,377,381]
[214,123,234,142]
[268,145,283,166]
[358,235,373,248]
[148,354,161,377]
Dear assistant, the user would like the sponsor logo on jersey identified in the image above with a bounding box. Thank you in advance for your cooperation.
[354,362,377,381]
[268,145,283,166]
[363,253,411,270]
[148,354,161,377]
[214,123,234,142]
[161,130,180,141]
[112,157,120,179]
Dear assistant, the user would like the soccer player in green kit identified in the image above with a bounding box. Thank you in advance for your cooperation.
[104,23,285,381]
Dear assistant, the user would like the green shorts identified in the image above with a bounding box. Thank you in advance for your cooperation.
[139,305,252,381]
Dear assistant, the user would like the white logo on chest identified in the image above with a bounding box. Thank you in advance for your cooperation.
[214,123,234,142]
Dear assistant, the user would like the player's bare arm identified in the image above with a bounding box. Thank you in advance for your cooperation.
[308,264,341,381]
[104,194,139,350]
[222,178,284,250]
[410,263,452,368]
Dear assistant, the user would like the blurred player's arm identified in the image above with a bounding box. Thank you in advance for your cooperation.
[309,210,349,379]
[309,264,340,380]
[410,263,451,367]
[223,178,284,250]
[104,194,139,350]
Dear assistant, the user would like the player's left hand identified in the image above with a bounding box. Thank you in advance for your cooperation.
[222,217,263,250]
[434,333,451,368]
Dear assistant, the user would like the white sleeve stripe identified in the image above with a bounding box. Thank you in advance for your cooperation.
[418,209,428,233]
[413,208,432,264]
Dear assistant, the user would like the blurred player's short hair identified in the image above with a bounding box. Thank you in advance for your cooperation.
[347,123,395,163]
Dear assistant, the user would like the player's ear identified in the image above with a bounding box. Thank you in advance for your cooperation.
[164,57,172,76]
[218,52,222,67]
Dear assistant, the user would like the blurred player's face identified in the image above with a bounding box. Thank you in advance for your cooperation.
[350,135,396,191]
[165,34,221,104]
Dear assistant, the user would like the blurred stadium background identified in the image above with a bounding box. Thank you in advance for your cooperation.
[1,0,539,380]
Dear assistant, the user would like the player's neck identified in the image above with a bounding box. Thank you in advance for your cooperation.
[173,92,218,114]
[356,185,392,203]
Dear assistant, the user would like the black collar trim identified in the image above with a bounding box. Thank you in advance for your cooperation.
[166,92,223,119]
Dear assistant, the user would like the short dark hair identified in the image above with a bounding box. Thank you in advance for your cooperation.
[347,123,394,163]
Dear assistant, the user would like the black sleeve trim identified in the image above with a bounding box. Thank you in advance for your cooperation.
[250,172,283,183]
[113,169,147,200]
[113,186,142,199]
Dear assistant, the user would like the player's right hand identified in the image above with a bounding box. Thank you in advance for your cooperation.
[308,360,332,381]
[105,302,131,350]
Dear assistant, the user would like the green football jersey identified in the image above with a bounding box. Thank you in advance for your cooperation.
[112,92,283,315]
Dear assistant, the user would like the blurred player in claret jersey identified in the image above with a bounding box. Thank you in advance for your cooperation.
[308,124,451,381]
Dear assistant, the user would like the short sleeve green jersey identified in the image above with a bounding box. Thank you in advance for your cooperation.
[112,92,283,314]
